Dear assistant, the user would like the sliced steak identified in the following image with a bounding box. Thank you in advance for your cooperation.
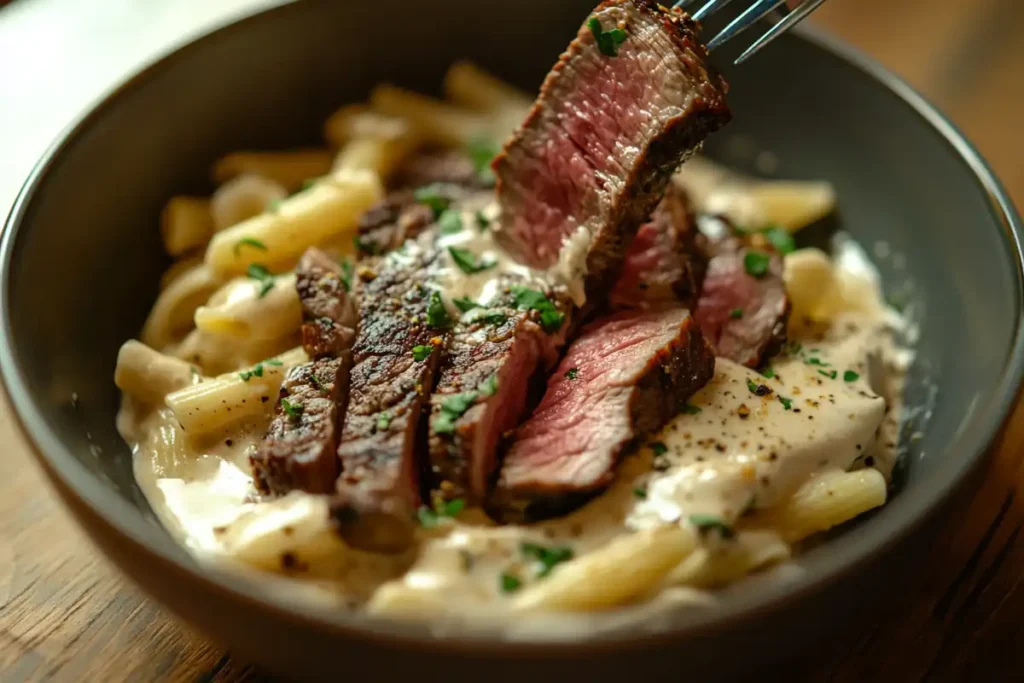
[694,234,789,367]
[251,248,356,495]
[609,185,703,309]
[427,285,570,503]
[493,0,730,297]
[494,307,714,519]
[355,183,476,256]
[331,236,449,552]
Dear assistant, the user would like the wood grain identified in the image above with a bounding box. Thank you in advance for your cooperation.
[2,0,1023,680]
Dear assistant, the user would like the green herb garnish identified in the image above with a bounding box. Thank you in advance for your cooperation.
[247,263,276,298]
[281,398,303,420]
[475,210,490,231]
[747,378,772,396]
[743,250,771,278]
[500,573,522,594]
[412,345,433,362]
[650,441,668,456]
[479,374,499,397]
[818,369,838,380]
[844,370,860,382]
[449,246,495,274]
[778,395,793,410]
[453,296,480,313]
[417,498,466,528]
[762,226,796,255]
[377,412,392,430]
[511,286,564,333]
[426,291,452,329]
[233,237,267,256]
[521,542,575,578]
[434,391,479,434]
[466,137,500,186]
[729,308,744,319]
[806,357,830,367]
[683,403,702,415]
[238,362,267,381]
[565,367,579,380]
[588,17,628,57]
[439,210,463,235]
[761,367,775,379]
[340,259,354,292]
[633,487,648,500]
[688,514,735,538]
[413,184,451,218]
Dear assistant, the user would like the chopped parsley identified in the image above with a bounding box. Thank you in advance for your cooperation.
[453,296,480,313]
[649,441,668,456]
[413,184,451,218]
[233,237,267,256]
[521,542,575,578]
[376,412,392,430]
[434,391,479,434]
[238,357,283,382]
[466,137,500,186]
[500,573,522,594]
[743,250,771,278]
[747,378,772,396]
[352,235,383,256]
[565,367,579,380]
[339,259,353,292]
[247,263,276,298]
[281,398,303,420]
[844,370,860,382]
[438,210,463,235]
[475,210,490,231]
[818,369,838,380]
[762,226,796,255]
[761,367,775,379]
[588,17,628,57]
[417,498,466,528]
[412,345,433,362]
[786,341,803,355]
[449,246,495,274]
[466,308,507,326]
[511,286,564,332]
[479,374,499,397]
[426,291,452,329]
[778,395,793,410]
[266,359,283,367]
[683,403,702,415]
[806,357,830,367]
[633,487,648,500]
[729,308,744,319]
[688,514,735,539]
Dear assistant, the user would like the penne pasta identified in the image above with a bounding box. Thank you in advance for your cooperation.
[443,61,532,125]
[161,197,214,256]
[370,84,491,148]
[115,340,197,405]
[160,253,203,291]
[165,347,307,436]
[323,104,417,147]
[141,263,224,350]
[211,149,334,192]
[511,525,696,612]
[204,168,383,278]
[210,174,288,232]
[332,134,420,180]
[194,273,302,341]
[744,469,887,543]
[667,531,791,589]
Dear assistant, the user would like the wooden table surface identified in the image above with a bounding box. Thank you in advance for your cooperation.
[2,0,1023,680]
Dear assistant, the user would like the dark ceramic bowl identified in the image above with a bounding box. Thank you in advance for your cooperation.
[2,1,1022,680]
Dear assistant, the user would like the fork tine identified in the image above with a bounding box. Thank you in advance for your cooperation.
[692,0,740,22]
[705,0,787,51]
[734,0,829,63]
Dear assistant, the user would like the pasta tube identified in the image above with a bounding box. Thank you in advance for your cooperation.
[194,274,302,341]
[212,149,334,192]
[370,84,490,147]
[443,61,532,117]
[115,340,197,405]
[210,174,288,232]
[204,168,383,277]
[141,263,224,350]
[161,197,214,256]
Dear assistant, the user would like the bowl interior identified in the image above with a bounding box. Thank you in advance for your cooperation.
[3,0,1022,641]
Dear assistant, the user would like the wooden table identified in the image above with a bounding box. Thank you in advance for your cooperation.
[2,0,1023,680]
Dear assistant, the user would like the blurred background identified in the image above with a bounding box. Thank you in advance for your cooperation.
[0,0,1021,214]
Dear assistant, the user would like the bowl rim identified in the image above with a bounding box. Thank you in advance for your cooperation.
[2,0,1023,654]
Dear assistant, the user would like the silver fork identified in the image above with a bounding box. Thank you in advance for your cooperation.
[673,0,830,64]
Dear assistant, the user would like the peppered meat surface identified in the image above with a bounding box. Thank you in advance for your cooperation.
[494,307,714,519]
[493,0,730,299]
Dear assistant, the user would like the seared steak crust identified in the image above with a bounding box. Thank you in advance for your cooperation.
[493,0,730,298]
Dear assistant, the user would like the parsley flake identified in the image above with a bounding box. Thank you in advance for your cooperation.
[475,210,490,231]
[807,357,830,367]
[511,286,564,332]
[565,367,579,380]
[233,237,267,256]
[281,398,303,420]
[413,184,451,218]
[763,226,796,255]
[743,250,771,278]
[434,391,479,434]
[449,246,495,274]
[688,514,735,538]
[339,259,354,292]
[417,498,466,528]
[588,17,628,57]
[747,378,772,396]
[650,441,668,456]
[412,345,433,362]
[426,291,452,329]
[778,395,793,410]
[521,542,575,578]
[453,296,479,313]
[247,263,276,298]
[377,412,392,430]
[818,369,838,380]
[844,370,860,382]
[683,403,702,415]
[500,573,522,594]
[729,308,744,319]
[438,210,463,235]
[633,487,648,500]
[466,138,500,186]
[761,367,775,379]
[479,374,499,397]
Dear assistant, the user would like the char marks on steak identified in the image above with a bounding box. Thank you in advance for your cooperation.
[495,307,714,518]
[694,233,790,368]
[331,236,448,552]
[251,249,356,496]
[427,286,570,502]
[493,0,730,297]
[609,185,704,310]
